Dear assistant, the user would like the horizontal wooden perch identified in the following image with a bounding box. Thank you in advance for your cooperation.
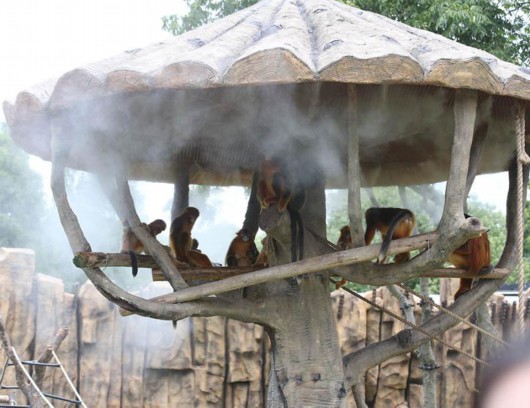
[73,252,261,281]
[120,232,440,316]
[73,251,509,282]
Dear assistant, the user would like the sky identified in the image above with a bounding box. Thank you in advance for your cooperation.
[0,0,512,263]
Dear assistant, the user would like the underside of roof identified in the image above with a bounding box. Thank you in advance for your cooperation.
[3,0,530,187]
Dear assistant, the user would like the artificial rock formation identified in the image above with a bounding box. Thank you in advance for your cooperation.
[1,248,527,407]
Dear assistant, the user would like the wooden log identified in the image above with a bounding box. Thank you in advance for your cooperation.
[73,251,508,283]
[121,231,516,317]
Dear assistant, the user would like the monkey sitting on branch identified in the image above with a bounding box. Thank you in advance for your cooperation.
[169,207,212,267]
[364,207,416,264]
[121,219,167,278]
[225,228,259,267]
[448,214,491,300]
[257,157,305,263]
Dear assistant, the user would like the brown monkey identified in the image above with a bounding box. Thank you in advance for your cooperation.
[169,207,213,267]
[257,158,293,212]
[225,229,259,267]
[256,157,305,262]
[449,215,491,299]
[121,219,167,277]
[337,225,354,250]
[169,207,200,264]
[192,239,200,251]
[364,207,416,264]
[335,225,354,289]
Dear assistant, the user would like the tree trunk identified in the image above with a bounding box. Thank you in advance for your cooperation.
[259,178,347,407]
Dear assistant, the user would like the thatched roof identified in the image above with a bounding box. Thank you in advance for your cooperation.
[3,0,530,187]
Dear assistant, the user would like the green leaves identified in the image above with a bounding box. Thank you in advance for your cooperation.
[162,0,529,66]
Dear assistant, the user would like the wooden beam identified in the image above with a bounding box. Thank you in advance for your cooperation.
[73,251,508,282]
[120,233,442,316]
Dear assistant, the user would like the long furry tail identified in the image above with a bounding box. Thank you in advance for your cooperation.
[128,250,139,278]
[378,210,413,264]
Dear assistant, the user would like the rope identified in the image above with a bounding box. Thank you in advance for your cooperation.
[51,350,88,408]
[7,348,53,407]
[515,102,528,336]
[396,283,508,346]
[333,280,490,367]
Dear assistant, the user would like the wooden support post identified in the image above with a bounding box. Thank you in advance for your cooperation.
[440,89,478,227]
[464,123,489,203]
[347,84,365,247]
[171,163,190,221]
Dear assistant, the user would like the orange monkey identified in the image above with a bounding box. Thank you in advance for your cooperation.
[364,207,416,264]
[225,229,259,267]
[449,215,491,299]
[121,219,167,277]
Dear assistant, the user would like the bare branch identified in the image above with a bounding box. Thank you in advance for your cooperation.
[118,232,506,315]
[440,89,477,228]
[49,128,273,326]
[344,158,529,387]
[347,84,365,248]
[464,122,489,201]
[34,327,69,389]
[170,163,190,221]
[116,177,188,290]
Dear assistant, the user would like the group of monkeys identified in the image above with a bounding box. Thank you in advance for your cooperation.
[120,208,264,277]
[120,157,491,300]
[337,208,491,299]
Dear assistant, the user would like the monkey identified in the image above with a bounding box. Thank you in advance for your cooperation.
[449,215,491,300]
[225,229,259,267]
[257,158,293,212]
[169,207,200,264]
[364,207,416,264]
[120,219,167,277]
[192,239,200,252]
[334,225,354,289]
[169,207,213,267]
[256,157,305,262]
[337,225,354,250]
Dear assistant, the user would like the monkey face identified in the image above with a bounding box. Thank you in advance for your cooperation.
[185,207,200,224]
[149,219,167,235]
[238,228,253,242]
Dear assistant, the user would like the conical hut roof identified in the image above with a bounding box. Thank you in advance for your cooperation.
[3,0,530,187]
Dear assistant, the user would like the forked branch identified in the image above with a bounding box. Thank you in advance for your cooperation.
[344,158,529,387]
[49,125,273,326]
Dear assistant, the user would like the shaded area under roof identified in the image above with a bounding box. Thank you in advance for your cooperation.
[3,0,530,187]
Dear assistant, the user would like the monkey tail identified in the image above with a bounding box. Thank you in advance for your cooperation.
[128,250,139,278]
[378,210,413,264]
[288,207,304,262]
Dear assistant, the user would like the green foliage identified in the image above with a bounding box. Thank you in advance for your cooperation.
[353,0,529,65]
[0,125,44,248]
[162,0,258,35]
[163,0,529,66]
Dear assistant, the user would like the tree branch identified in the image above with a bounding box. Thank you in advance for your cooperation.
[347,84,365,248]
[33,327,69,389]
[343,157,529,388]
[440,89,477,228]
[170,162,190,221]
[49,125,273,327]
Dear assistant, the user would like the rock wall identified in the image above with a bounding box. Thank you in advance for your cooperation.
[0,248,528,407]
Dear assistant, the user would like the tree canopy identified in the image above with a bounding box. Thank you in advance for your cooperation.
[163,0,530,66]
